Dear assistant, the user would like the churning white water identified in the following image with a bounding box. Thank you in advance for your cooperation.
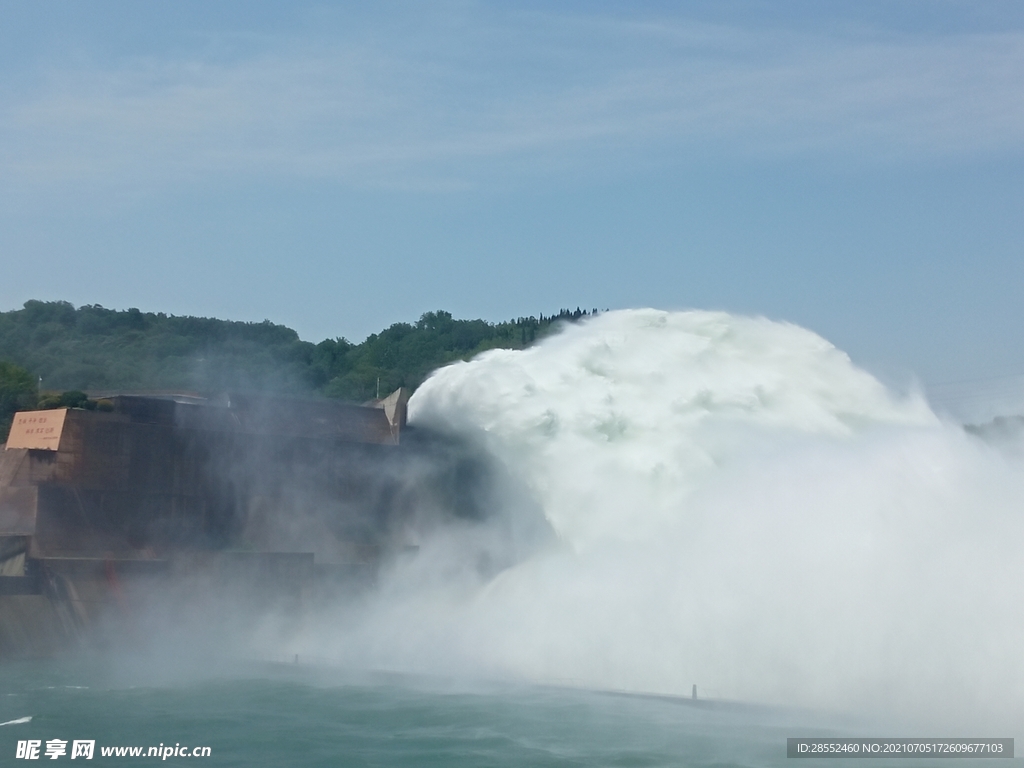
[309,310,1024,732]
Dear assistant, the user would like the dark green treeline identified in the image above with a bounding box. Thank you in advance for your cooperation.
[0,301,600,407]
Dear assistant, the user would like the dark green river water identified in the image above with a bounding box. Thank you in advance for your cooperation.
[0,657,1001,767]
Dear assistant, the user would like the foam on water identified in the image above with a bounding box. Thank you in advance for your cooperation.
[306,310,1024,732]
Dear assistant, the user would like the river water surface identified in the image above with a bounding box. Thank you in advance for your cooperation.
[0,656,920,767]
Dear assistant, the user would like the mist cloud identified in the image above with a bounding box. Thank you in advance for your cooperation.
[289,310,1024,734]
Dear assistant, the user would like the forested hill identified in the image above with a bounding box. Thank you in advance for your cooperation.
[0,300,599,403]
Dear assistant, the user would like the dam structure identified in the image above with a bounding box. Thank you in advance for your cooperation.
[0,388,413,658]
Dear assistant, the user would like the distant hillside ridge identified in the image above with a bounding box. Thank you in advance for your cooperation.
[0,301,600,403]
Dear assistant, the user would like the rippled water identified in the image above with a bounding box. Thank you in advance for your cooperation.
[0,656,875,767]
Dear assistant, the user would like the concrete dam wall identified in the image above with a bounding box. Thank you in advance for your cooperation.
[0,389,429,658]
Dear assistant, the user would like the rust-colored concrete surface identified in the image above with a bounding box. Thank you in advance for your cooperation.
[0,391,416,658]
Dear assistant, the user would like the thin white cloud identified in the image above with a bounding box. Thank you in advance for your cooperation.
[1,9,1022,193]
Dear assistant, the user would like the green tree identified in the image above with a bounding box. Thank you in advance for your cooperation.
[0,360,37,442]
[0,301,601,405]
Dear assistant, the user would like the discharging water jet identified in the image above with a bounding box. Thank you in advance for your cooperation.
[302,309,1024,734]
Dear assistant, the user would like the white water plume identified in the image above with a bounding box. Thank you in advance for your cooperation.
[307,309,1024,732]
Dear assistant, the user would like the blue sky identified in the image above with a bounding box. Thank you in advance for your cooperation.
[1,1,1022,414]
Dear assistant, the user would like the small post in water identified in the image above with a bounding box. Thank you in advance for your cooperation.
[692,684,697,700]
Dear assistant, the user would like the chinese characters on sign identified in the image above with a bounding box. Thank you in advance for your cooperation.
[5,409,68,451]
